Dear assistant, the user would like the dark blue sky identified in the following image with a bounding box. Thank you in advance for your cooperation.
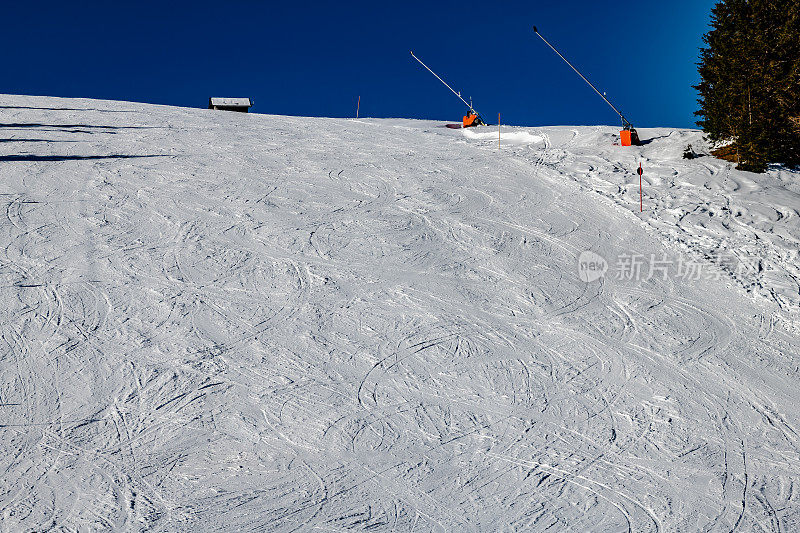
[3,1,715,128]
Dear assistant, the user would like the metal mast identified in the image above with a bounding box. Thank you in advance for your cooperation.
[410,51,479,116]
[532,26,633,130]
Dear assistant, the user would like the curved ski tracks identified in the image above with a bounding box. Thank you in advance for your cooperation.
[0,99,797,531]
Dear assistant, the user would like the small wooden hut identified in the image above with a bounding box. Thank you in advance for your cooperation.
[208,98,252,112]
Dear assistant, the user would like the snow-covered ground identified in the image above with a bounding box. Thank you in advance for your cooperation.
[0,94,798,531]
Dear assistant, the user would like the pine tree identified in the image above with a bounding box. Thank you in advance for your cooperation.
[695,0,800,172]
[775,0,800,166]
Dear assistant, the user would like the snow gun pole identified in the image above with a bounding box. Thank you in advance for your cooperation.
[532,26,632,130]
[410,51,479,116]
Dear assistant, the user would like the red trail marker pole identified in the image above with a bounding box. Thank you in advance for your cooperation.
[356,96,361,118]
[637,163,643,212]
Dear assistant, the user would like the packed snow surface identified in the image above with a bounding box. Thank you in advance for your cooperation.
[0,95,798,532]
[462,128,544,144]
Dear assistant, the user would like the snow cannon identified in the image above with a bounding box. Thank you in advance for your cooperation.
[410,50,485,127]
[620,123,641,147]
[532,26,641,146]
[463,111,484,128]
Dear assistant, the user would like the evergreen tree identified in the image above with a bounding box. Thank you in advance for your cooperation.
[695,0,800,172]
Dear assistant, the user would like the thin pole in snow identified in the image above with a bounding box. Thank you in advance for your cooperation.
[356,96,361,118]
[498,113,501,151]
[638,163,643,212]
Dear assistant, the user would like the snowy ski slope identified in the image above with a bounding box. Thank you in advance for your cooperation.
[0,94,798,531]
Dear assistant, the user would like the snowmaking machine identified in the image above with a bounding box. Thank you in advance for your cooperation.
[532,26,640,146]
[410,51,485,129]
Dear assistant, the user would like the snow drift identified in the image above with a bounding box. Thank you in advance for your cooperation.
[0,95,798,532]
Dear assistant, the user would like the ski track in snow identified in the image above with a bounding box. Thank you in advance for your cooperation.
[0,95,798,532]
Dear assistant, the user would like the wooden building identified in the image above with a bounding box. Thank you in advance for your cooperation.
[208,97,252,112]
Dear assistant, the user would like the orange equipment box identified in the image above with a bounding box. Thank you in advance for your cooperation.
[620,129,641,146]
[620,130,633,146]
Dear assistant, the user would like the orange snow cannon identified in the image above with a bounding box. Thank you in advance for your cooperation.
[463,113,481,127]
[620,128,640,147]
[410,51,485,129]
[533,25,642,146]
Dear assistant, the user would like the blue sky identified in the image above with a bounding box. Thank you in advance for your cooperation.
[2,1,716,128]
